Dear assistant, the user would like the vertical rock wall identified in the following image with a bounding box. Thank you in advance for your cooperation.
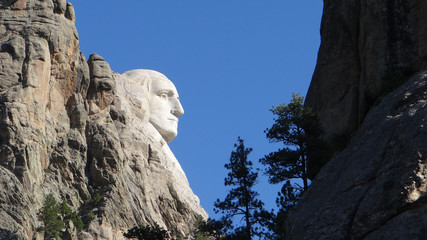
[0,1,89,238]
[0,1,206,239]
[306,0,427,139]
[285,1,427,239]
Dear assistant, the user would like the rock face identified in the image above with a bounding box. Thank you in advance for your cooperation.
[0,1,206,239]
[284,72,427,239]
[287,1,427,238]
[306,0,427,139]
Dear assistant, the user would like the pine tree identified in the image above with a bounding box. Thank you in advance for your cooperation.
[38,194,64,240]
[38,194,84,239]
[260,93,319,192]
[260,93,325,238]
[214,137,266,240]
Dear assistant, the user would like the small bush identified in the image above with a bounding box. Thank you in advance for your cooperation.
[59,200,84,231]
[91,193,103,206]
[195,216,230,240]
[123,224,169,240]
[87,212,96,221]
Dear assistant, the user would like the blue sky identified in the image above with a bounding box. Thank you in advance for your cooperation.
[71,0,324,221]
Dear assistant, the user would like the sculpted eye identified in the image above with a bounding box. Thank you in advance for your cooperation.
[159,93,168,99]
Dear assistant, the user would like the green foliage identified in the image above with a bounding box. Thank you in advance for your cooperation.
[261,148,301,185]
[38,194,83,239]
[261,93,321,190]
[195,234,210,240]
[260,181,303,240]
[214,137,269,239]
[123,224,169,240]
[222,227,252,240]
[276,181,301,212]
[260,93,326,238]
[91,193,103,206]
[78,192,103,226]
[195,216,231,239]
[87,212,96,222]
[38,194,64,239]
[59,200,84,231]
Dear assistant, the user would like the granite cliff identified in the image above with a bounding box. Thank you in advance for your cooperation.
[286,72,427,239]
[306,0,427,139]
[285,1,427,239]
[0,0,206,239]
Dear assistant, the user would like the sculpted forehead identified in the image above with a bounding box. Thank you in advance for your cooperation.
[120,69,181,100]
[150,77,179,96]
[122,69,168,85]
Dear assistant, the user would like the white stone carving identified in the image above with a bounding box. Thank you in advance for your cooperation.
[148,71,184,143]
[114,69,208,226]
[116,69,184,143]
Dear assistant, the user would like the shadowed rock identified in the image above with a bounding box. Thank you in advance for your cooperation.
[306,1,427,140]
[285,72,427,239]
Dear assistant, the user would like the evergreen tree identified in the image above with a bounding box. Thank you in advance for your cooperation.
[214,137,267,240]
[38,194,64,240]
[260,93,324,238]
[38,194,84,239]
[59,200,84,231]
[260,93,319,191]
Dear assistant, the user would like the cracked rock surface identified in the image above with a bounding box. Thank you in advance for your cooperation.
[0,1,206,239]
[285,72,427,240]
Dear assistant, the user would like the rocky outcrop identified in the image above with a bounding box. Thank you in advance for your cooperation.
[306,0,427,139]
[285,72,427,239]
[285,1,427,239]
[0,0,88,238]
[0,1,206,239]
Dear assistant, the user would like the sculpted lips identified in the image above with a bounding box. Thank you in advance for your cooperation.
[168,117,178,122]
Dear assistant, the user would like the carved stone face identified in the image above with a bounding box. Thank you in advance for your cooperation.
[148,75,184,143]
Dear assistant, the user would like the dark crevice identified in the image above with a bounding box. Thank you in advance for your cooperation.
[20,35,30,88]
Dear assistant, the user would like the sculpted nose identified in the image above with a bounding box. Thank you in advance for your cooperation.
[172,98,184,117]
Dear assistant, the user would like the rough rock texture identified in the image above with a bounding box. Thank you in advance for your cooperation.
[285,72,427,239]
[0,1,206,239]
[306,0,427,139]
[0,0,88,239]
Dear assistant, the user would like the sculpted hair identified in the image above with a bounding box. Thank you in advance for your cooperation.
[115,69,156,123]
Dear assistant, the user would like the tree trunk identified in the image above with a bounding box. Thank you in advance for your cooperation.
[302,155,308,191]
[245,203,251,239]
